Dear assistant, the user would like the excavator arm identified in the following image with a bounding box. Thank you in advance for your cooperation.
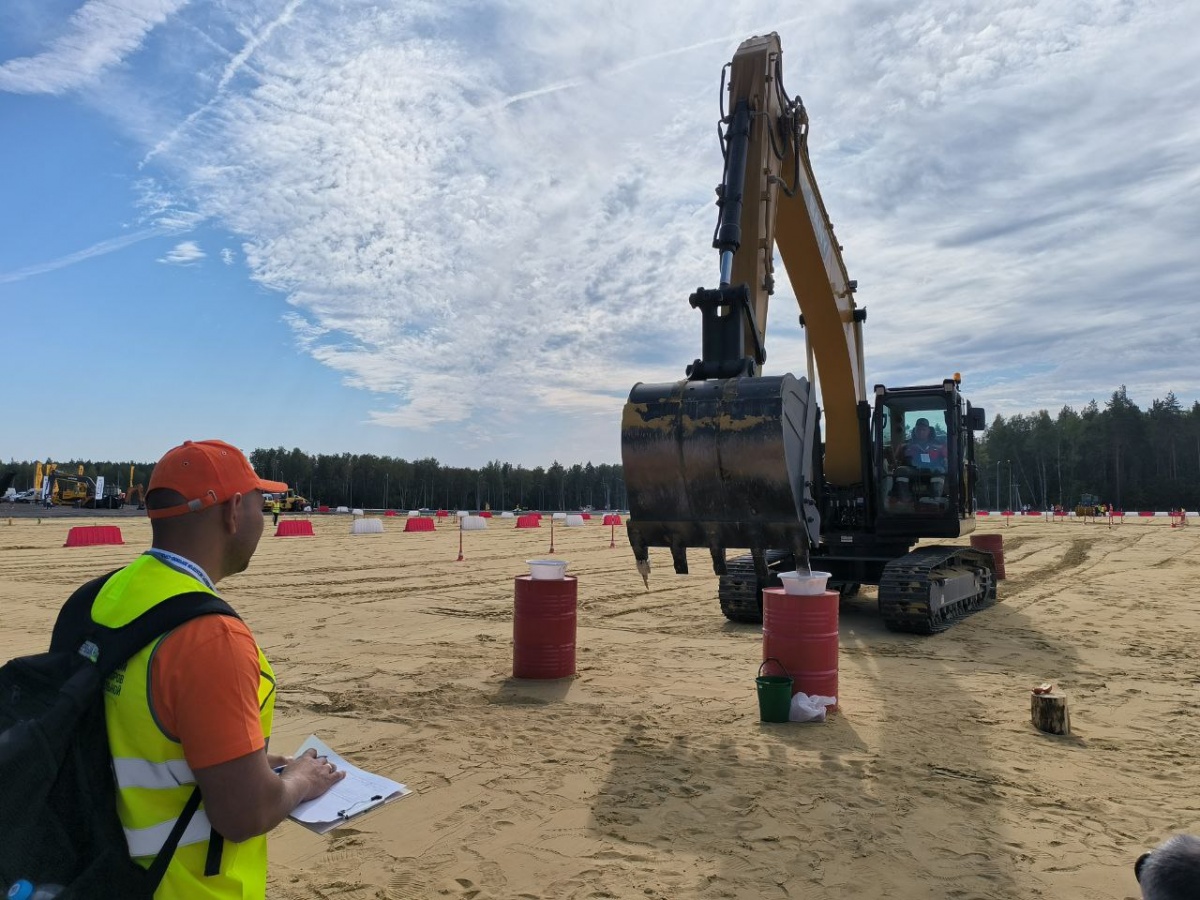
[723,32,867,484]
[621,33,867,583]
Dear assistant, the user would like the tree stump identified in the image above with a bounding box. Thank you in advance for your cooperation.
[1031,691,1070,735]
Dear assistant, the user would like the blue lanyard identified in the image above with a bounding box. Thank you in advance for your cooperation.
[143,549,216,592]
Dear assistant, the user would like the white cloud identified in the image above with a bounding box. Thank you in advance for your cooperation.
[16,0,1200,462]
[158,239,204,265]
[0,227,164,283]
[220,247,235,264]
[0,0,187,95]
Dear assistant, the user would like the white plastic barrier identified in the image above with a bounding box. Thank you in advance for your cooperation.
[336,506,350,514]
[456,510,470,518]
[461,515,488,531]
[552,512,567,520]
[565,514,585,527]
[407,510,421,517]
[500,511,515,518]
[352,508,364,516]
[350,517,384,534]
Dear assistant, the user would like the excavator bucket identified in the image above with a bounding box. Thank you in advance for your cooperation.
[621,373,819,581]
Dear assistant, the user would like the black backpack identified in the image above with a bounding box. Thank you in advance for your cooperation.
[0,570,237,898]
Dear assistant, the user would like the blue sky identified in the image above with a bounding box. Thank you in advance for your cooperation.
[3,0,1198,468]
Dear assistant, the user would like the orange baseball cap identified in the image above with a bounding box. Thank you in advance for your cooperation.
[147,439,288,519]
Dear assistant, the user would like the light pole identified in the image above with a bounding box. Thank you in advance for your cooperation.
[1007,459,1012,511]
[385,472,389,511]
[994,461,1000,511]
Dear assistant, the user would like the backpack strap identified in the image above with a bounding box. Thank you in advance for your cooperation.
[50,570,240,675]
[90,591,239,678]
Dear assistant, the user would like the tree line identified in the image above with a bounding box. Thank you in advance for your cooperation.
[977,387,1200,512]
[246,450,628,512]
[9,384,1194,513]
[1,450,628,513]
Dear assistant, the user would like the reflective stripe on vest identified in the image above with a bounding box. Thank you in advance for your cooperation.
[125,810,214,858]
[113,756,195,790]
[93,554,275,900]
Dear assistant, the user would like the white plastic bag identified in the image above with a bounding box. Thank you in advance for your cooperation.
[789,691,837,722]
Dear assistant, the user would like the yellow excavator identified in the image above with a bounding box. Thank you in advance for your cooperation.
[621,33,996,633]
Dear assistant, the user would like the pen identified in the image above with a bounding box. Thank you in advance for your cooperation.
[337,796,384,819]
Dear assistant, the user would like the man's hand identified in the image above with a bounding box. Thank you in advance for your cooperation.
[279,748,347,802]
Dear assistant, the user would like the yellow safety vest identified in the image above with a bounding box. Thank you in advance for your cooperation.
[93,555,276,900]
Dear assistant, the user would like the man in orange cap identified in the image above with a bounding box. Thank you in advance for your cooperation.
[73,439,345,898]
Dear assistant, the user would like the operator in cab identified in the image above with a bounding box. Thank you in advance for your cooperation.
[894,417,947,502]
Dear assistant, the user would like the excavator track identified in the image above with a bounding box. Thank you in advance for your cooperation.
[718,551,791,623]
[878,546,996,634]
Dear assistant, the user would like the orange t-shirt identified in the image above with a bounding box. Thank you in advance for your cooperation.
[150,615,267,770]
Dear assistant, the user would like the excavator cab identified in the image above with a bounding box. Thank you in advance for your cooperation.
[872,379,985,538]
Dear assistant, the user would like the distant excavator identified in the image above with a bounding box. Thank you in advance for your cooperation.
[620,33,996,633]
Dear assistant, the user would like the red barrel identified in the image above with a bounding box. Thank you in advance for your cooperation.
[970,534,1006,580]
[762,587,838,708]
[513,575,577,679]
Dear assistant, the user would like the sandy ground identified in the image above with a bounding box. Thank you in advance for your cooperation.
[2,512,1196,899]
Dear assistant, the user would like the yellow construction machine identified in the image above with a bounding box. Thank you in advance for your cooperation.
[34,462,122,508]
[620,34,995,633]
[262,488,308,513]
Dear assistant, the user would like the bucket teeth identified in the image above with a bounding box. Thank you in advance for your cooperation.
[709,543,727,576]
[670,544,689,575]
[636,559,651,590]
[751,548,768,582]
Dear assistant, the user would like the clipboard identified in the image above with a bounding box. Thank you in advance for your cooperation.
[285,735,412,834]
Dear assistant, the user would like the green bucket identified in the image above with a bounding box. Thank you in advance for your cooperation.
[756,658,793,723]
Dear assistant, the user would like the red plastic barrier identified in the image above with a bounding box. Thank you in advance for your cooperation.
[64,525,125,547]
[976,510,990,516]
[1138,511,1155,517]
[404,516,436,532]
[580,513,591,520]
[318,505,330,513]
[516,514,540,528]
[275,520,315,537]
[384,509,398,517]
[435,509,449,517]
[479,511,493,518]
[602,514,623,525]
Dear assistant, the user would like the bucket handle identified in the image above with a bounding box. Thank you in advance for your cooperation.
[758,657,792,680]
